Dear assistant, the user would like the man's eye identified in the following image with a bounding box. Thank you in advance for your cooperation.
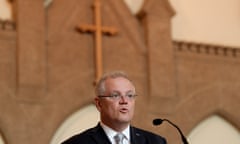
[127,94,134,98]
[111,94,120,98]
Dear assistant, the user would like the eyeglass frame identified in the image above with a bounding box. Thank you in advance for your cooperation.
[98,93,137,100]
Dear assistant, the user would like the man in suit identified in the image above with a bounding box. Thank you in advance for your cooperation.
[62,71,167,144]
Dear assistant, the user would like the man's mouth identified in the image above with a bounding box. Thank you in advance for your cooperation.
[119,108,128,113]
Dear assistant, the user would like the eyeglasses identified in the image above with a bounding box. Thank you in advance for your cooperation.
[98,93,137,100]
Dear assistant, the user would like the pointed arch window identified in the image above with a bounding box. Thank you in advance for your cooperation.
[188,115,240,144]
[0,0,15,30]
[50,104,100,144]
[0,133,5,144]
[0,0,13,21]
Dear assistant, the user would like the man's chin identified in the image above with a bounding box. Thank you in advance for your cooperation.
[118,117,132,124]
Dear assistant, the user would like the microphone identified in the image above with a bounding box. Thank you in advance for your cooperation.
[153,118,189,144]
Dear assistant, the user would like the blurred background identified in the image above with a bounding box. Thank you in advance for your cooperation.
[0,0,240,144]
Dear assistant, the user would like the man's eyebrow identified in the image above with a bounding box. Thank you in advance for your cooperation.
[111,90,120,93]
[126,90,135,93]
[110,90,134,93]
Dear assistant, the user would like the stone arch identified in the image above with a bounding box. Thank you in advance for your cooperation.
[173,82,240,138]
[0,0,16,30]
[152,82,240,143]
[50,104,100,144]
[0,0,13,20]
[123,0,145,14]
[188,115,240,144]
[0,131,6,144]
[0,83,22,144]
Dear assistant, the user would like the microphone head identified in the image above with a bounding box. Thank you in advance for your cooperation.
[152,118,163,126]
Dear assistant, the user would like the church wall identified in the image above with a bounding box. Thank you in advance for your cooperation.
[0,30,16,91]
[0,0,239,144]
[174,41,240,131]
[147,41,240,143]
[0,28,16,144]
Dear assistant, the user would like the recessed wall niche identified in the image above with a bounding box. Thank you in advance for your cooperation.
[50,104,100,144]
[188,115,240,144]
[0,0,13,20]
[0,133,5,144]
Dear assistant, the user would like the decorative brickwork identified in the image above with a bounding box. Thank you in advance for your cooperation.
[174,40,240,57]
[0,19,15,30]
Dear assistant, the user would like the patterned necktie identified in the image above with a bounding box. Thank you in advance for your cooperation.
[114,133,124,144]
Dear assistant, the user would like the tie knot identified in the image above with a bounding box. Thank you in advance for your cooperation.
[114,133,124,144]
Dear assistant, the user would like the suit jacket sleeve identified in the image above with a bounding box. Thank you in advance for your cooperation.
[61,123,111,144]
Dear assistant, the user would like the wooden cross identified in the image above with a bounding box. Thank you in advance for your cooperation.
[76,0,118,85]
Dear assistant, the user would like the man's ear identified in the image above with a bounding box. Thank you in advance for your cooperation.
[94,97,102,111]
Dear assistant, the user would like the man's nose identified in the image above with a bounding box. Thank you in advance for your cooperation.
[119,95,128,103]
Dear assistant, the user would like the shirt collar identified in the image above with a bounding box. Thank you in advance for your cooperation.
[100,122,130,142]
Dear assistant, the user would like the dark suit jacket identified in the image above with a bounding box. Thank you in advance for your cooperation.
[61,123,167,144]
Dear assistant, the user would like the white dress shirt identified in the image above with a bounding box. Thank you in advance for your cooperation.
[100,122,130,144]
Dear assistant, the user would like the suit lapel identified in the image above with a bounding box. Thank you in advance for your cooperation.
[130,126,146,144]
[91,124,149,144]
[90,123,112,144]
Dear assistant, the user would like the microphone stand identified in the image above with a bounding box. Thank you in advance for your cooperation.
[153,118,189,144]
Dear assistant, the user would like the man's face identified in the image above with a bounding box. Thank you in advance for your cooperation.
[95,77,136,127]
